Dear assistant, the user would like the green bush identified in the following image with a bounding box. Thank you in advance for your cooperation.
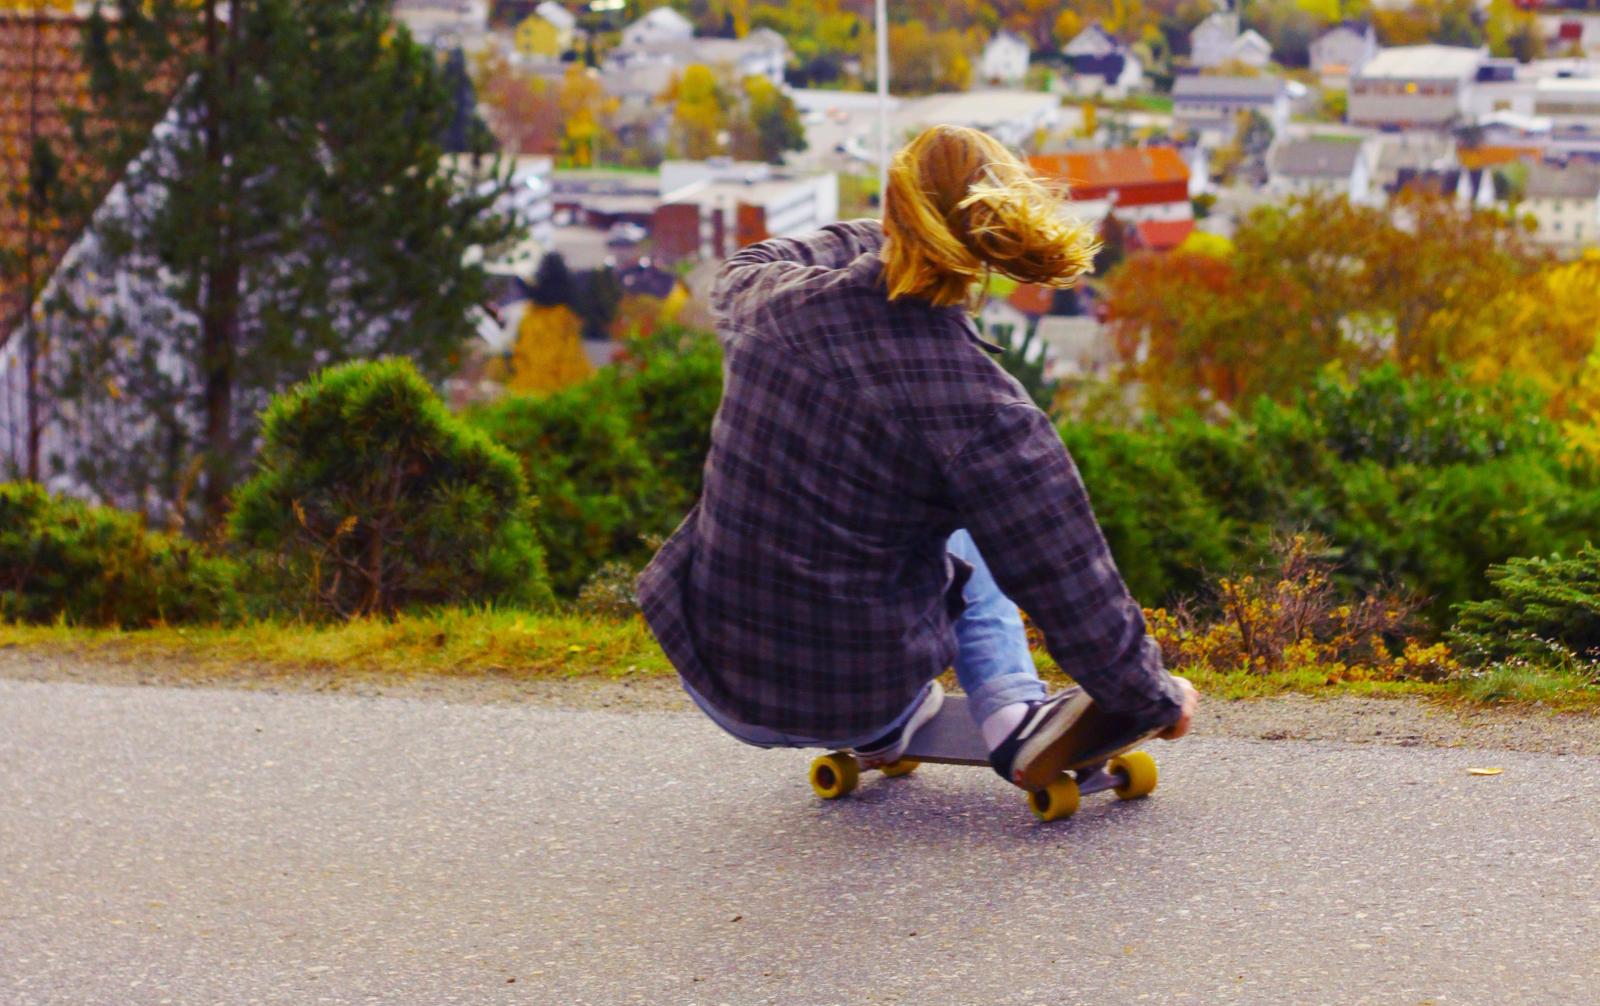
[470,385,671,597]
[610,327,723,503]
[1450,546,1600,670]
[1303,364,1558,467]
[470,327,722,598]
[0,482,237,626]
[1058,367,1600,628]
[1057,422,1241,603]
[231,357,551,618]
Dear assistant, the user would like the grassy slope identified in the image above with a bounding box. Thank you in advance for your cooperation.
[5,611,1597,711]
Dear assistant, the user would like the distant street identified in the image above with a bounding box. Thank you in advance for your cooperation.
[3,677,1599,1005]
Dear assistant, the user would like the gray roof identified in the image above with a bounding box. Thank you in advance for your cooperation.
[1173,74,1286,100]
[1526,162,1600,199]
[1272,139,1364,178]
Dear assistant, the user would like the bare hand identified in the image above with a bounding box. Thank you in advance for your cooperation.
[1158,675,1199,741]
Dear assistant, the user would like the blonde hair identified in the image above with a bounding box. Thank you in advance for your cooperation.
[881,125,1098,308]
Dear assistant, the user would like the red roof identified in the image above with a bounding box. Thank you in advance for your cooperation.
[1132,218,1196,251]
[1006,283,1055,315]
[1458,146,1539,170]
[1029,147,1190,195]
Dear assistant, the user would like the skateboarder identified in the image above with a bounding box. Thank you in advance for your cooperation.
[637,124,1198,790]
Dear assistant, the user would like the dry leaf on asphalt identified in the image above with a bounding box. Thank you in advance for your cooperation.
[1467,767,1504,776]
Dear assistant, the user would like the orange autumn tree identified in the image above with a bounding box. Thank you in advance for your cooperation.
[1104,193,1546,416]
[507,304,592,393]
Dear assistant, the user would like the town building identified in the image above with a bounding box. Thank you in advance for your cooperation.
[1028,147,1193,222]
[1129,218,1197,252]
[1190,12,1239,69]
[1066,51,1145,98]
[654,160,839,260]
[1310,23,1379,84]
[1063,24,1121,59]
[535,0,576,48]
[980,31,1031,86]
[1061,24,1145,98]
[894,90,1062,148]
[1522,160,1600,246]
[1189,12,1273,70]
[1172,74,1291,139]
[1348,45,1485,129]
[1370,132,1459,191]
[604,27,788,86]
[620,6,693,48]
[513,1,577,59]
[1390,166,1499,209]
[1266,137,1377,203]
[391,0,490,50]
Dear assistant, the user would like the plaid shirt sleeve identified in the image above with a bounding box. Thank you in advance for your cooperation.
[711,220,886,323]
[938,402,1186,727]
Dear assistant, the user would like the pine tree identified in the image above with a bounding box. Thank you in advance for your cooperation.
[530,250,575,307]
[39,0,524,529]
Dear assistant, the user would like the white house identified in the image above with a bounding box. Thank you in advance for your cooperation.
[620,6,693,48]
[1190,12,1240,69]
[1190,12,1273,70]
[981,30,1031,86]
[1310,23,1378,83]
[1523,160,1600,247]
[1173,74,1291,139]
[1063,23,1120,59]
[1266,137,1377,203]
[1348,44,1485,129]
[1230,29,1273,69]
[1065,52,1144,98]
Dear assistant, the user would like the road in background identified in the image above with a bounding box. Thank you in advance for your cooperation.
[3,678,1597,1005]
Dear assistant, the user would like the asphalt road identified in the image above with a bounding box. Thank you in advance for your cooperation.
[3,678,1598,1006]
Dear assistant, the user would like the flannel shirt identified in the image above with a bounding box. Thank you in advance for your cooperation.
[636,219,1185,740]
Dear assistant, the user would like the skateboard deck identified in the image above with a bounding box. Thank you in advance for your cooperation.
[807,693,1164,822]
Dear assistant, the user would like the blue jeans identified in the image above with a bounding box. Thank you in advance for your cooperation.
[681,529,1048,749]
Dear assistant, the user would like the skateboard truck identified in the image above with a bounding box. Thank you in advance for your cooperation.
[806,694,1160,822]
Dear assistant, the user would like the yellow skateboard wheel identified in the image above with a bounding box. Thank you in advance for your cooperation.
[1026,775,1081,822]
[879,759,920,778]
[809,752,861,799]
[1108,750,1158,800]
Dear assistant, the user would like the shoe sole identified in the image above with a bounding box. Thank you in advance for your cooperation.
[1012,692,1158,793]
[857,681,945,769]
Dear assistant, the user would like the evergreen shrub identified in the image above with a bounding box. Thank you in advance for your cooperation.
[1450,545,1600,671]
[231,358,551,618]
[0,482,237,626]
[470,386,670,597]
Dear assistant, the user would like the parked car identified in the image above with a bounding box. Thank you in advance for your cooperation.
[605,222,647,246]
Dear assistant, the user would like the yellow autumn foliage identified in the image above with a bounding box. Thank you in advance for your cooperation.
[507,304,592,394]
[1143,535,1460,683]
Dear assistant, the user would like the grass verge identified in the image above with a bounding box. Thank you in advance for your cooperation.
[0,609,674,681]
[5,613,1598,711]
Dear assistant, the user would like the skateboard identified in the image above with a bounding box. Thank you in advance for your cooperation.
[806,693,1163,822]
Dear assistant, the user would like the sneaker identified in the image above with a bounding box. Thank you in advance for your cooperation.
[988,688,1152,792]
[853,681,945,769]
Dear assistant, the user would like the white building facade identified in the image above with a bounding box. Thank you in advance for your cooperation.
[980,31,1031,85]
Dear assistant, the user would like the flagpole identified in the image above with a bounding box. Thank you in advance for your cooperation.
[875,0,889,208]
